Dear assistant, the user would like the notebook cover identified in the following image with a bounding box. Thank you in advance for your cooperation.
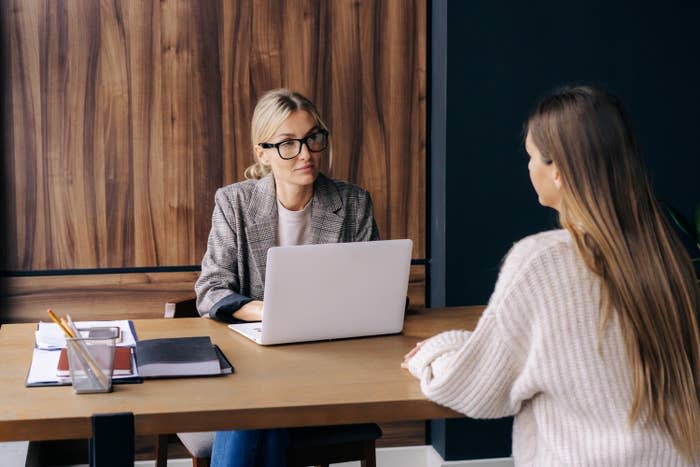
[135,336,222,377]
[57,346,133,377]
[214,344,234,374]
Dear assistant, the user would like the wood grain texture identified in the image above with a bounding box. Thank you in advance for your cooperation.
[1,311,472,441]
[408,264,426,308]
[0,264,425,323]
[0,272,200,323]
[2,0,427,271]
[376,421,425,447]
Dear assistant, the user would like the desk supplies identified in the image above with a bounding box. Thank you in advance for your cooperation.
[35,319,136,350]
[135,336,232,377]
[46,309,73,337]
[26,314,140,387]
[66,331,116,393]
[26,347,141,387]
[88,327,122,340]
[45,310,114,393]
[57,345,134,377]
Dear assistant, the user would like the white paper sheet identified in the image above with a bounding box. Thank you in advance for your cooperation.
[26,348,139,385]
[34,320,137,350]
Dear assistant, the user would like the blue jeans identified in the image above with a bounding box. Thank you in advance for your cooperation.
[211,428,289,467]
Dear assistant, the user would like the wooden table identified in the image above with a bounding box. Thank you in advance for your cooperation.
[0,306,483,450]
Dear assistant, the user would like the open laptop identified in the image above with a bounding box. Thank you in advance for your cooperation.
[228,239,413,345]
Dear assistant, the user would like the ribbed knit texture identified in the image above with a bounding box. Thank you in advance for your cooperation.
[408,230,695,466]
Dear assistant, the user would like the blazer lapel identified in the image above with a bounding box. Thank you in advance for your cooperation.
[244,174,344,286]
[245,174,278,285]
[309,174,345,244]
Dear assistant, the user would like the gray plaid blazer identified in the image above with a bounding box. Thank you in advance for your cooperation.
[195,173,380,322]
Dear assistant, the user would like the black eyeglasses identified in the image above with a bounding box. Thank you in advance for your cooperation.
[259,129,329,160]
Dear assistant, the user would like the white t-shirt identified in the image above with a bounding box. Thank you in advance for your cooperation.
[276,199,312,247]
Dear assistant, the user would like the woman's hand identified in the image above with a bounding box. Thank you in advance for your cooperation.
[401,341,424,369]
[233,300,264,321]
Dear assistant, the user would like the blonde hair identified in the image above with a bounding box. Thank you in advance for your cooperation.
[527,86,700,463]
[245,89,330,180]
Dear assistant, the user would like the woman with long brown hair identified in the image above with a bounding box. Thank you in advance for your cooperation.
[403,86,700,465]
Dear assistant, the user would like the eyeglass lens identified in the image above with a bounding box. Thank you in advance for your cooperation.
[278,132,327,159]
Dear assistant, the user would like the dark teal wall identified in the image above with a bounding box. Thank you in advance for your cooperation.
[445,0,700,307]
[434,0,700,461]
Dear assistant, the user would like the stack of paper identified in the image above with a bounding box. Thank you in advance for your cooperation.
[34,320,137,350]
[26,320,140,387]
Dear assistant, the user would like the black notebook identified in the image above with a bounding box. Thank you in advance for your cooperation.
[135,336,233,378]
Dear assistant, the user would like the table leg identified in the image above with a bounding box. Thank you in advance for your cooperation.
[89,412,134,467]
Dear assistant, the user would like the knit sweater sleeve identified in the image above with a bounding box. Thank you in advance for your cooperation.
[406,312,525,418]
[407,232,564,419]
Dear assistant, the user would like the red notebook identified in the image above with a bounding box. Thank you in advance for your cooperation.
[56,346,134,377]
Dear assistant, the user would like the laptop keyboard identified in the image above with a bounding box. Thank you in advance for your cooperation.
[228,322,262,341]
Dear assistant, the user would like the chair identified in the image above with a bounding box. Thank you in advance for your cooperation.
[158,297,382,467]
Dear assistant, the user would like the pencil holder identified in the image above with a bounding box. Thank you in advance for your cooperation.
[66,328,118,393]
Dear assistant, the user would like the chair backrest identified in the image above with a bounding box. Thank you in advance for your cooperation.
[164,297,198,319]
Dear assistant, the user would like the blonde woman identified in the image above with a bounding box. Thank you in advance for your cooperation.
[403,86,700,466]
[196,89,379,466]
[196,89,378,323]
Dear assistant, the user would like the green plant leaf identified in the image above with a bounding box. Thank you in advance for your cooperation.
[695,201,700,242]
[663,202,697,240]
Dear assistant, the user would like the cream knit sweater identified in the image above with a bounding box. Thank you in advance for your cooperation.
[407,230,695,466]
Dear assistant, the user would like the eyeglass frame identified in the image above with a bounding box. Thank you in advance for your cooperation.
[258,129,329,160]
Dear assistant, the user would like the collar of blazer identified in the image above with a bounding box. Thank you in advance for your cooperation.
[245,173,346,276]
[247,172,343,220]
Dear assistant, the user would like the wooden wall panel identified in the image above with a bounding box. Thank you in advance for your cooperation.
[0,265,425,324]
[0,271,199,323]
[2,0,426,271]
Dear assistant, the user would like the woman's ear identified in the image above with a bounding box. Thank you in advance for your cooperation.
[255,145,271,166]
[552,164,562,189]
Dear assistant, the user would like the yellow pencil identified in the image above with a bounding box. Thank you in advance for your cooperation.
[46,309,75,338]
[60,317,77,337]
[48,309,110,389]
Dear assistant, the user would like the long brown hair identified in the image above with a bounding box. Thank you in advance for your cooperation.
[527,86,700,462]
